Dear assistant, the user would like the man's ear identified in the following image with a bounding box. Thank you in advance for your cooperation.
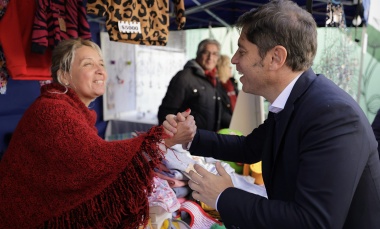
[269,45,287,70]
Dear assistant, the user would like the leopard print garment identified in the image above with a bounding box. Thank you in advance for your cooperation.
[87,0,186,46]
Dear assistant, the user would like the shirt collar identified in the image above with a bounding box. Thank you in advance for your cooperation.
[269,72,303,113]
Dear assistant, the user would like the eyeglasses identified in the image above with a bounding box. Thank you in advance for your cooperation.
[201,51,219,57]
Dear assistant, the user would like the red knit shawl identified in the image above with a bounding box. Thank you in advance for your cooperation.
[0,83,166,228]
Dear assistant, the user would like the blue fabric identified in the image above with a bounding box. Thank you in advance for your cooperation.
[0,78,107,159]
[0,78,40,157]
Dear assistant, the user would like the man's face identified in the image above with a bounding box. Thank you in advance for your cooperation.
[231,31,272,96]
[197,44,219,71]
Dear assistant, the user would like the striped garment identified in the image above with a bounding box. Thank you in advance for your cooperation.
[31,0,92,54]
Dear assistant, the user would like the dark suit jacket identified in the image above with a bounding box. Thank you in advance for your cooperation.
[371,109,380,157]
[190,69,380,229]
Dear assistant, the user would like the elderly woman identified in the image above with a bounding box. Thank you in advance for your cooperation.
[0,38,194,228]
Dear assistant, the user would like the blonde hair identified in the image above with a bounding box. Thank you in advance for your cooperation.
[51,38,103,85]
[217,54,232,83]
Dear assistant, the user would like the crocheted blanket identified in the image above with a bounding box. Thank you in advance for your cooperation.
[0,83,166,228]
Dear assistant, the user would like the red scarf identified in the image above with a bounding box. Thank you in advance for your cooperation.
[204,68,217,87]
[222,80,237,112]
[0,83,167,228]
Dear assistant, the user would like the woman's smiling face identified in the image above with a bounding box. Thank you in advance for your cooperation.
[66,46,107,106]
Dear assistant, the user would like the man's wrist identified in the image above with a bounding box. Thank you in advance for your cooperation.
[164,138,175,148]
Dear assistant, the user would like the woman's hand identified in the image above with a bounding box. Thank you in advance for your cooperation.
[163,109,197,147]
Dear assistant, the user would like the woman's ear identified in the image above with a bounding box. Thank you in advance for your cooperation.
[58,70,69,86]
[269,45,287,70]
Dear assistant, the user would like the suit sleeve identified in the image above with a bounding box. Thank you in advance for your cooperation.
[190,119,269,164]
[216,101,374,228]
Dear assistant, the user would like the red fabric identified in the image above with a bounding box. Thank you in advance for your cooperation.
[31,0,92,54]
[222,80,237,112]
[0,0,52,80]
[204,68,217,87]
[0,83,167,228]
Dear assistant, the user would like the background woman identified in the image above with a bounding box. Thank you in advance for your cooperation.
[216,54,239,125]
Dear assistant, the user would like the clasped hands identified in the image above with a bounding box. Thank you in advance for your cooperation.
[163,109,234,209]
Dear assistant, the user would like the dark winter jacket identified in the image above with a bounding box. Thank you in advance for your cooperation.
[158,60,235,131]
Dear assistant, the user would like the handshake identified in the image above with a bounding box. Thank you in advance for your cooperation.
[163,108,197,148]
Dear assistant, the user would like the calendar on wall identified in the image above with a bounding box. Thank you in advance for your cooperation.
[100,31,186,124]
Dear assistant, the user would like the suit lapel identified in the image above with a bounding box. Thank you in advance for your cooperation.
[261,112,276,197]
[264,69,318,193]
[273,108,291,159]
[273,69,317,159]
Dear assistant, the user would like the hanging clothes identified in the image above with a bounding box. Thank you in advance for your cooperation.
[0,0,10,19]
[0,0,52,80]
[0,0,9,93]
[0,45,8,94]
[31,0,92,54]
[86,0,186,46]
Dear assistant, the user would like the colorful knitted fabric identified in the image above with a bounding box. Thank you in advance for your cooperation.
[0,83,167,228]
[178,201,222,229]
[148,176,181,213]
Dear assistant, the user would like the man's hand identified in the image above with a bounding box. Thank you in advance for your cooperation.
[163,109,197,147]
[188,162,234,209]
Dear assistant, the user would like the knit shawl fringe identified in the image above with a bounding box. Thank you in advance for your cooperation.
[38,126,167,229]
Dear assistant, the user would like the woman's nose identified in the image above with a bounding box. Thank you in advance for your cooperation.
[96,65,107,76]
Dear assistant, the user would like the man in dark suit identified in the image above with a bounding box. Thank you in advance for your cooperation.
[163,0,380,228]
